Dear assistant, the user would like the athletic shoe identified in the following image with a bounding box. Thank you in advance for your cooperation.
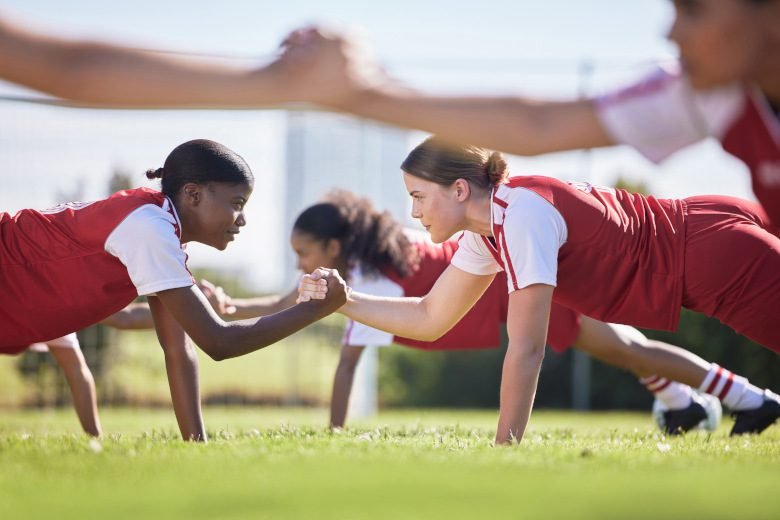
[730,390,780,436]
[661,400,707,435]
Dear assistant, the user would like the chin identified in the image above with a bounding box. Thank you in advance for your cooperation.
[428,232,448,244]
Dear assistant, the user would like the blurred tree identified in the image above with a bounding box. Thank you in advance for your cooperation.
[107,166,134,193]
[612,177,649,195]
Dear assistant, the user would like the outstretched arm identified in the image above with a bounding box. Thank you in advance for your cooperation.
[303,264,494,341]
[494,283,553,445]
[0,14,294,108]
[99,302,155,329]
[199,279,299,320]
[154,275,346,361]
[148,295,206,442]
[49,345,102,437]
[281,27,614,155]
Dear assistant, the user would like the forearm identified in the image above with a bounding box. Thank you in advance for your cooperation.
[495,341,546,445]
[163,338,206,441]
[199,301,337,360]
[332,85,609,155]
[0,19,291,108]
[340,292,447,342]
[63,368,102,437]
[330,359,358,429]
[228,293,296,320]
[101,303,154,329]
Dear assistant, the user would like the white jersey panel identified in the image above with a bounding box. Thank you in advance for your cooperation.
[342,266,403,347]
[497,187,567,292]
[596,64,744,163]
[104,204,193,296]
[450,231,502,275]
[452,186,566,293]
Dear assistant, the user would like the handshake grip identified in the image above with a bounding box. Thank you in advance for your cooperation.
[297,268,349,311]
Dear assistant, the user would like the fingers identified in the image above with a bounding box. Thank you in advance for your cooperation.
[198,278,216,297]
[198,278,231,315]
[297,272,328,303]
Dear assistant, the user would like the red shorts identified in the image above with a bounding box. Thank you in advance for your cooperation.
[0,344,30,356]
[546,302,582,353]
[682,196,780,353]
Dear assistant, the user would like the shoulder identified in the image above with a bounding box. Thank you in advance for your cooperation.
[499,177,569,215]
[596,63,686,107]
[106,189,181,238]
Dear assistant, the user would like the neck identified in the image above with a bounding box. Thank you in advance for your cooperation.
[462,188,494,237]
[757,77,780,111]
[334,259,349,275]
[170,197,192,243]
[755,39,780,107]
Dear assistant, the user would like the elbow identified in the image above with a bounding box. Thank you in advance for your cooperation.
[199,339,229,362]
[507,340,546,364]
[421,331,445,342]
[206,351,227,362]
[410,326,448,343]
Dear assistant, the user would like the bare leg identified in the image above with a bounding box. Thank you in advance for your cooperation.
[573,316,709,386]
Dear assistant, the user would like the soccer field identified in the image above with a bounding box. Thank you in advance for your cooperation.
[0,407,777,519]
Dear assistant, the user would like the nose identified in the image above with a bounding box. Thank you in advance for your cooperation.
[665,9,682,46]
[236,211,247,227]
[411,202,422,219]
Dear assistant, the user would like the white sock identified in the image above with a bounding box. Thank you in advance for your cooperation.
[698,364,764,411]
[640,375,693,410]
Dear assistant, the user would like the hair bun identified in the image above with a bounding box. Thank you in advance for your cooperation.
[145,167,164,180]
[485,151,508,186]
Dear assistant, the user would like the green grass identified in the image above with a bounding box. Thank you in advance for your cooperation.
[0,408,778,519]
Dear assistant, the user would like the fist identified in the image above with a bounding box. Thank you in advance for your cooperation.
[278,25,389,107]
[297,267,349,311]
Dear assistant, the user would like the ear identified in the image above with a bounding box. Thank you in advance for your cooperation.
[181,182,202,206]
[453,179,471,202]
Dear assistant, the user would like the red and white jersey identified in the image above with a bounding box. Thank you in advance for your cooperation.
[342,232,508,351]
[0,187,194,350]
[451,176,687,331]
[596,62,780,225]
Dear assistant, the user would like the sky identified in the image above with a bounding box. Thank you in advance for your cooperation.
[0,1,753,291]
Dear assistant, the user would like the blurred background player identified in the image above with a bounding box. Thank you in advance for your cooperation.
[0,12,300,109]
[280,0,780,224]
[1,4,776,220]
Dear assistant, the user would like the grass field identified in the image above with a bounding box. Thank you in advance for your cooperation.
[1,407,778,519]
